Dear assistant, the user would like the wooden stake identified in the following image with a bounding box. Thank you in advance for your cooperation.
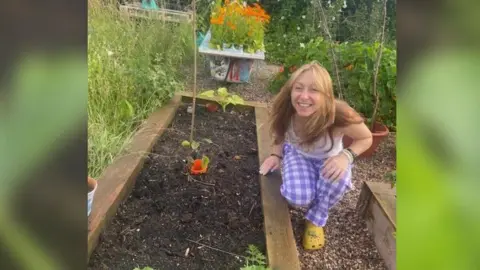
[316,1,344,99]
[189,0,197,142]
[370,0,388,131]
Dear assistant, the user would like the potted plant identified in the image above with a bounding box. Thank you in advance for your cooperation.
[208,0,270,54]
[88,176,98,217]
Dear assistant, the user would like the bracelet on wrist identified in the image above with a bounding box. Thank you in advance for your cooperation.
[345,148,358,159]
[342,149,355,164]
[271,153,283,160]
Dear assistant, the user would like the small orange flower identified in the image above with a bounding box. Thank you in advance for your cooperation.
[345,64,354,71]
[227,21,236,30]
[190,159,208,175]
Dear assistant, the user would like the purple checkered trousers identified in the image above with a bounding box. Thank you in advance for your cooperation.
[280,143,353,227]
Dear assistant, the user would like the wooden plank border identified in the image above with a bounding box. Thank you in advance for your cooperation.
[87,95,182,262]
[178,91,268,110]
[356,181,397,270]
[255,107,301,270]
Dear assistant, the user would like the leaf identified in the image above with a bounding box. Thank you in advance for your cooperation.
[387,80,395,89]
[199,90,215,98]
[229,94,245,105]
[201,155,210,168]
[217,87,229,97]
[181,140,191,148]
[122,99,134,118]
[191,140,200,150]
[359,80,367,91]
[203,138,213,144]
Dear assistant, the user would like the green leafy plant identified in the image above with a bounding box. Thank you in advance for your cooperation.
[385,170,396,188]
[199,87,245,112]
[181,140,201,150]
[262,0,396,64]
[88,2,193,178]
[181,139,212,173]
[240,245,270,270]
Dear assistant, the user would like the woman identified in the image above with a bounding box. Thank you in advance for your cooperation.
[259,61,373,250]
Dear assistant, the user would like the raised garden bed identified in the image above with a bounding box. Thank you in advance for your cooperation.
[357,181,396,270]
[87,93,300,269]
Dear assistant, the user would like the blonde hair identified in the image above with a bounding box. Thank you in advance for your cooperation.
[270,61,364,147]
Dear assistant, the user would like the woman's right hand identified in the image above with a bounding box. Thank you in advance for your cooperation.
[259,155,281,175]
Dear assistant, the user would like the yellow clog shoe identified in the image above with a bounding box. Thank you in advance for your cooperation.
[302,220,325,250]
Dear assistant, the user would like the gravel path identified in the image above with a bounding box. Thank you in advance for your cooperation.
[291,134,396,270]
[183,59,396,270]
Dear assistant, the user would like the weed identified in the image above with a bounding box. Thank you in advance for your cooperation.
[88,2,193,178]
[240,245,270,270]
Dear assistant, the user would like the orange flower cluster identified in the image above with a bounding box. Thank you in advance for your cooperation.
[210,1,270,26]
[245,3,271,23]
[209,0,270,52]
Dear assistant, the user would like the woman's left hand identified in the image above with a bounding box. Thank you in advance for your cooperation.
[321,152,350,181]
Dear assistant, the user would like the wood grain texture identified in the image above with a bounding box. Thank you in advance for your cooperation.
[87,95,181,262]
[255,107,301,270]
[356,181,396,270]
[178,91,268,111]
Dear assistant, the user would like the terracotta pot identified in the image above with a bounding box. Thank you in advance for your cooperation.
[343,121,389,158]
[88,177,98,217]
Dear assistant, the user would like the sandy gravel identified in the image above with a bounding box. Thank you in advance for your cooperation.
[290,134,396,270]
[183,59,396,270]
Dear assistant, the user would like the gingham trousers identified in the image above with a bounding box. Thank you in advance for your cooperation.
[280,143,353,227]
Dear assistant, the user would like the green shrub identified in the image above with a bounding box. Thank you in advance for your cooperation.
[88,3,193,178]
[268,37,396,130]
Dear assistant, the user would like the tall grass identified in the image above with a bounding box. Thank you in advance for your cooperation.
[88,2,194,178]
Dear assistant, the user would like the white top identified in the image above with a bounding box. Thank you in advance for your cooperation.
[285,118,344,160]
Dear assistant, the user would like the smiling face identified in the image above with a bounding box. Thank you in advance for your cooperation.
[290,69,323,117]
[270,61,336,145]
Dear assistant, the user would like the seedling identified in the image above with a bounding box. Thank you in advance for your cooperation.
[241,245,270,270]
[181,140,200,151]
[199,87,245,112]
[133,267,154,270]
[181,139,212,175]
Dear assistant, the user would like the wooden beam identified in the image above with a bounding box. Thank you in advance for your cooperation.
[356,181,396,270]
[178,91,268,111]
[87,95,182,262]
[255,107,300,270]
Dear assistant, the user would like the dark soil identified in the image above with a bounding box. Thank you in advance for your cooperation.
[88,104,265,270]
